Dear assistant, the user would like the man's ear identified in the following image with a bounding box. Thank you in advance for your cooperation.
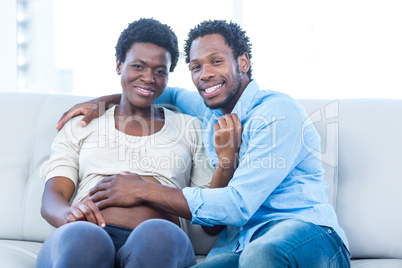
[238,52,250,74]
[116,59,122,75]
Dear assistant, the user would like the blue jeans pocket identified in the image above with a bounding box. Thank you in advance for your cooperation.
[329,246,351,268]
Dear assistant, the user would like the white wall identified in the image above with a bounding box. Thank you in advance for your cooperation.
[1,0,402,99]
[0,0,17,92]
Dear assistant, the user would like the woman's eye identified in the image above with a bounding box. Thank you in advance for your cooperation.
[156,70,167,76]
[132,65,143,70]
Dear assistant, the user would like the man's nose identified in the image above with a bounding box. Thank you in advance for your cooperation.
[200,65,215,81]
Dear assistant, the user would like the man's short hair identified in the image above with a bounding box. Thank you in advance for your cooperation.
[184,20,253,79]
[115,18,179,72]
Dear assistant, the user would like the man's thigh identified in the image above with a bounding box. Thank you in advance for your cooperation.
[240,219,350,268]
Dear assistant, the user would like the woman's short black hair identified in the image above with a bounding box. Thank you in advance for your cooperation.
[184,20,252,79]
[115,18,179,72]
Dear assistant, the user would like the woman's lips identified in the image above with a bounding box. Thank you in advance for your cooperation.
[134,86,154,96]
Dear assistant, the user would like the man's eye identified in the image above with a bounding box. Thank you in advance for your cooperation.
[212,60,222,64]
[191,65,200,71]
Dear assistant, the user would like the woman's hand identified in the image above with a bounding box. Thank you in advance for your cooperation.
[213,113,243,169]
[56,94,121,131]
[64,197,106,228]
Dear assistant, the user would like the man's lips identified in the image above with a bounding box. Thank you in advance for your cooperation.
[200,83,223,98]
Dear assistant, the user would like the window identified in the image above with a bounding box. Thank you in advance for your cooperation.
[2,0,402,99]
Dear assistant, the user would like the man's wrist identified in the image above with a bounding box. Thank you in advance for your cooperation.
[137,181,159,204]
[217,157,237,169]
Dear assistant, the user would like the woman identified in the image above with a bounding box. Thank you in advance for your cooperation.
[37,18,241,268]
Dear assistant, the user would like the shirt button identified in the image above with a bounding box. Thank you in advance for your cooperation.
[239,227,244,231]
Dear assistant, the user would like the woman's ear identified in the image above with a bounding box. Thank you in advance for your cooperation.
[116,59,122,75]
[238,52,250,74]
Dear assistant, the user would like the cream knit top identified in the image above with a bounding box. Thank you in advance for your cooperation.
[40,105,213,205]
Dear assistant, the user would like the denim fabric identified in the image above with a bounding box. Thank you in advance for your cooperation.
[37,221,115,268]
[193,219,350,268]
[37,219,196,268]
[104,224,133,251]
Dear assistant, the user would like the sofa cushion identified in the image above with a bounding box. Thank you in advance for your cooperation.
[336,99,402,259]
[2,93,402,266]
[0,240,42,268]
[0,93,91,242]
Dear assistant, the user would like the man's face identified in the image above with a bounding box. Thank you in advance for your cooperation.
[189,34,249,114]
[116,42,171,109]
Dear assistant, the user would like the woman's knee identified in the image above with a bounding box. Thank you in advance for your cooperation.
[38,222,115,267]
[59,221,113,245]
[132,219,183,241]
[118,219,196,268]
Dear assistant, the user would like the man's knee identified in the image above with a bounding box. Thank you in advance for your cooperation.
[239,238,292,268]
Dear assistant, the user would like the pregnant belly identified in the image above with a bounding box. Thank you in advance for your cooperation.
[101,205,180,229]
[99,176,180,229]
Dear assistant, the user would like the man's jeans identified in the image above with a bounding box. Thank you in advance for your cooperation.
[193,219,350,268]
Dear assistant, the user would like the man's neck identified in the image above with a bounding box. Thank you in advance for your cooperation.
[220,77,251,114]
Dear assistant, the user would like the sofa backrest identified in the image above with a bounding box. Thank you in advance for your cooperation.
[336,99,402,259]
[1,93,402,259]
[0,93,91,242]
[299,99,402,259]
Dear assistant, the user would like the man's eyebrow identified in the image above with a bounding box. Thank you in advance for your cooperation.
[190,52,220,63]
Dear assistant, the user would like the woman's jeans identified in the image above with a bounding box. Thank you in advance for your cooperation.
[36,219,196,268]
[193,219,351,268]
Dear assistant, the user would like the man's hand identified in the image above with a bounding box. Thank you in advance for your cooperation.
[88,172,146,210]
[213,113,242,169]
[56,94,121,131]
[64,198,105,228]
[202,113,242,235]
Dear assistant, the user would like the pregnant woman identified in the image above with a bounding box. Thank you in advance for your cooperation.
[37,18,241,268]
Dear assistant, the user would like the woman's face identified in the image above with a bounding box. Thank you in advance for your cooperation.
[117,42,171,109]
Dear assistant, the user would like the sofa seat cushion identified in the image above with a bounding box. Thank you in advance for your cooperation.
[0,240,42,268]
[351,258,402,267]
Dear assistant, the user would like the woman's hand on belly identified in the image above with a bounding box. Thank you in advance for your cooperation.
[88,173,179,229]
[88,173,160,209]
[101,205,180,229]
[66,198,105,228]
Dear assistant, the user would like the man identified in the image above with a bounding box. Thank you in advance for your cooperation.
[59,20,350,267]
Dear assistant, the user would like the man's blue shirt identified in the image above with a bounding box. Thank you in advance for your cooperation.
[157,80,349,257]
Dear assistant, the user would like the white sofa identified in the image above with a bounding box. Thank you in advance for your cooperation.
[1,92,402,267]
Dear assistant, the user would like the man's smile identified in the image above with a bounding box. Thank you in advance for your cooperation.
[200,83,224,99]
